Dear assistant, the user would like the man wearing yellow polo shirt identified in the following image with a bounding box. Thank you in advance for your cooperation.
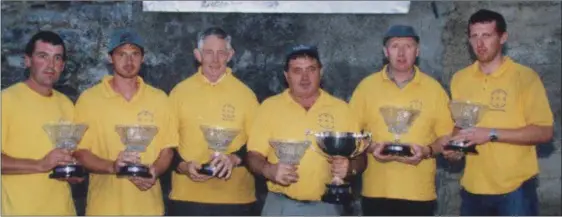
[247,45,365,216]
[443,9,553,216]
[1,31,80,215]
[167,27,259,216]
[73,29,178,215]
[349,25,454,216]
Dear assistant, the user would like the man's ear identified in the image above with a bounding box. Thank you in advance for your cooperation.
[194,49,202,63]
[24,55,31,68]
[500,32,508,45]
[227,49,235,62]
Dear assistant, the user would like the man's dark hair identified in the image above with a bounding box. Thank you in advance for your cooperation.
[25,31,67,61]
[468,9,507,35]
[283,51,323,72]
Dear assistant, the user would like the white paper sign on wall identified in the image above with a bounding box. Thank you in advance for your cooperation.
[142,1,410,14]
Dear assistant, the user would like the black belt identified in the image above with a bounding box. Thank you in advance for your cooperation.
[277,193,315,204]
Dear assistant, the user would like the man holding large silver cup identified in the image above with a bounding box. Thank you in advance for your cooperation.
[73,29,178,215]
[349,25,455,216]
[247,45,366,216]
[443,9,554,216]
[1,31,83,215]
[166,27,259,216]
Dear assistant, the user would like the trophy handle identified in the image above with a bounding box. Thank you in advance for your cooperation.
[309,142,330,158]
[351,133,371,158]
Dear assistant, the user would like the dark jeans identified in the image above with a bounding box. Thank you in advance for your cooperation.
[460,176,538,216]
[167,200,257,216]
[361,197,436,216]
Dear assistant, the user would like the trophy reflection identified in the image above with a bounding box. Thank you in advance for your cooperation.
[444,100,488,154]
[379,106,420,157]
[198,125,240,176]
[115,124,159,178]
[43,121,88,179]
[309,131,370,204]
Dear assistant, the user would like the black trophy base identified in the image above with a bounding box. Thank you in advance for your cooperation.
[117,164,152,178]
[49,165,85,179]
[321,183,353,204]
[198,163,215,176]
[444,141,479,154]
[381,144,413,157]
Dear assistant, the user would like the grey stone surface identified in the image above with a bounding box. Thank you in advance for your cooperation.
[1,1,560,216]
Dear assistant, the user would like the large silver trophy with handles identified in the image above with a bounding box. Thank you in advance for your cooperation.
[198,125,240,176]
[444,100,488,154]
[269,139,311,165]
[43,121,88,179]
[379,106,420,157]
[115,124,159,178]
[308,131,371,204]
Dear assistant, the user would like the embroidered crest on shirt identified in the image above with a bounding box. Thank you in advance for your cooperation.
[318,113,335,130]
[137,110,155,123]
[222,104,236,122]
[409,99,423,111]
[490,89,507,111]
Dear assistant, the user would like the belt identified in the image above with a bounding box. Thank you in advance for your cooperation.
[277,193,315,204]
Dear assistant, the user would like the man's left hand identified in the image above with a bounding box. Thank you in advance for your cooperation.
[396,144,425,166]
[129,166,157,191]
[210,153,239,180]
[453,127,491,146]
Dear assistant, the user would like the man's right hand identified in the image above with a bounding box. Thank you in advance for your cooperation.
[263,163,298,186]
[179,161,213,182]
[371,142,398,163]
[113,151,140,173]
[39,148,74,172]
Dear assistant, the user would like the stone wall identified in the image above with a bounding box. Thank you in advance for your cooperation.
[1,1,560,215]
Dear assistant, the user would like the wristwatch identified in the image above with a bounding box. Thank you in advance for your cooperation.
[489,128,498,142]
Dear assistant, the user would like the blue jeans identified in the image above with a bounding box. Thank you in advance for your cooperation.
[460,176,538,216]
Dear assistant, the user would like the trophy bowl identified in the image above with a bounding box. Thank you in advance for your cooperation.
[379,106,420,157]
[311,131,371,204]
[43,122,88,179]
[115,124,159,178]
[269,139,311,165]
[198,125,240,177]
[444,100,488,154]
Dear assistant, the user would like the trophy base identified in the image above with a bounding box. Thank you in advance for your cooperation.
[444,141,478,154]
[381,144,412,157]
[117,164,152,178]
[49,165,85,179]
[321,183,353,204]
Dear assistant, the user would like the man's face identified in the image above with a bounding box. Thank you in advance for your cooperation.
[384,37,419,72]
[24,40,65,88]
[194,35,234,82]
[468,21,507,63]
[284,56,322,98]
[110,43,144,79]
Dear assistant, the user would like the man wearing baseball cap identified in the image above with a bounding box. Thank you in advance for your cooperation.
[74,28,178,215]
[349,25,454,215]
[247,44,365,216]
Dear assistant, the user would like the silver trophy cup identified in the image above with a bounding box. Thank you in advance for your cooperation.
[115,124,159,178]
[198,125,240,177]
[309,131,371,204]
[379,106,420,157]
[43,122,88,179]
[444,100,488,154]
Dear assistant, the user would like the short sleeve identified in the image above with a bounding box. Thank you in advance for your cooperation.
[433,87,455,137]
[522,74,553,126]
[247,103,272,156]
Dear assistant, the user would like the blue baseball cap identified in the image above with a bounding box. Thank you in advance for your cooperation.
[284,44,321,66]
[108,28,144,54]
[383,25,420,45]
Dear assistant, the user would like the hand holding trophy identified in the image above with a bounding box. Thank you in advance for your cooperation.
[115,124,159,178]
[379,106,421,157]
[308,131,371,204]
[43,120,88,179]
[444,100,488,154]
[268,139,311,186]
[198,124,240,177]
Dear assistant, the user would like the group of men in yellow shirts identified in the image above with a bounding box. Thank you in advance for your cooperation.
[1,9,554,216]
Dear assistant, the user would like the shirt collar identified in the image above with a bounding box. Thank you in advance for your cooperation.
[196,67,233,86]
[101,75,146,99]
[282,88,330,110]
[472,56,513,78]
[381,64,422,85]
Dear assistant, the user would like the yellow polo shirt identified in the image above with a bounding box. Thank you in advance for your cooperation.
[350,65,454,201]
[169,67,259,204]
[451,57,553,195]
[247,89,360,201]
[75,75,178,215]
[1,82,75,215]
